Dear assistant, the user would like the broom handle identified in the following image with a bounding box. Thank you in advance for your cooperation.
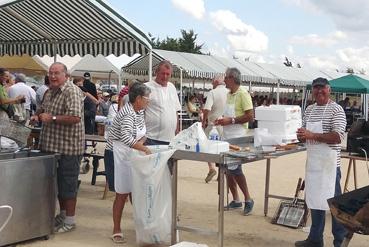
[294,178,302,198]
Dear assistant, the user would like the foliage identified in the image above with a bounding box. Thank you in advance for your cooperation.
[346,67,354,74]
[148,29,204,54]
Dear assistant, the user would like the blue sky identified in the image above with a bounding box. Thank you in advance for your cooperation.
[106,0,369,73]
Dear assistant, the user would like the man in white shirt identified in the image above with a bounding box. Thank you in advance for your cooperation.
[202,75,229,183]
[145,60,181,145]
[36,75,49,110]
[8,73,36,120]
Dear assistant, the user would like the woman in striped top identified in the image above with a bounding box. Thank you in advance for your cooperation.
[107,82,151,243]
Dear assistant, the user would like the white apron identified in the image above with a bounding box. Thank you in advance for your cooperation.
[305,103,336,210]
[223,101,245,170]
[222,102,245,140]
[113,125,146,194]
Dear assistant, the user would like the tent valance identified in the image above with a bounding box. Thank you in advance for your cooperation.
[0,0,152,57]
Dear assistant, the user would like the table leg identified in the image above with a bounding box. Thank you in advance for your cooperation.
[264,158,271,216]
[353,159,357,190]
[171,159,178,245]
[344,159,353,193]
[218,164,225,247]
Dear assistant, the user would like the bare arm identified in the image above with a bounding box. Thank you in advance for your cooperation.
[202,109,209,128]
[38,113,81,125]
[215,109,254,126]
[296,128,341,144]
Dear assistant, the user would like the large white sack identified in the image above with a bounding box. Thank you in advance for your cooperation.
[130,147,176,246]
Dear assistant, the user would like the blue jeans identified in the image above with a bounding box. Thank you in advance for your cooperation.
[308,167,347,246]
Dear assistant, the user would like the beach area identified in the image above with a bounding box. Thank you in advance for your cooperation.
[17,142,369,247]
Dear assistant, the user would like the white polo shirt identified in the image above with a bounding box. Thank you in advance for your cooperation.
[8,82,36,110]
[145,80,181,142]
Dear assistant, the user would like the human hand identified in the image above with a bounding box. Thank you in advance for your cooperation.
[214,117,232,126]
[39,113,53,123]
[144,147,152,155]
[296,128,314,142]
[16,95,25,104]
[30,115,39,126]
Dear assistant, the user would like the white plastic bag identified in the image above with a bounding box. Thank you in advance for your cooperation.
[169,122,208,152]
[130,147,176,246]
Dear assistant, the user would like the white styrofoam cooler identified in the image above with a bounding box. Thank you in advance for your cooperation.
[258,119,302,135]
[255,105,301,121]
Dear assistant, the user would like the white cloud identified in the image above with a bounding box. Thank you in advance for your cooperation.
[336,47,369,71]
[171,0,205,19]
[287,45,294,54]
[290,31,347,47]
[209,10,268,53]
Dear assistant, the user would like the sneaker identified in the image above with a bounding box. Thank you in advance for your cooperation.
[205,170,217,183]
[54,214,65,227]
[243,199,254,216]
[54,222,76,233]
[225,200,243,209]
[295,239,323,247]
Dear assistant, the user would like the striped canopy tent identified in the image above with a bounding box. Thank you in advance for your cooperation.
[0,0,152,57]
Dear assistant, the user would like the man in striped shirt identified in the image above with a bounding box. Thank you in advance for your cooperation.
[32,62,84,233]
[295,77,346,247]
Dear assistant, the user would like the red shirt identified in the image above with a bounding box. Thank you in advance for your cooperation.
[118,86,129,101]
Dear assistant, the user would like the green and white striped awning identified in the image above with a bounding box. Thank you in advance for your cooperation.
[0,0,152,57]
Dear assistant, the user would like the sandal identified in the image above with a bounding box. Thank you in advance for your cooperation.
[111,232,126,244]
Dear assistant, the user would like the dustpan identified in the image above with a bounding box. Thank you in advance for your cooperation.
[272,178,308,228]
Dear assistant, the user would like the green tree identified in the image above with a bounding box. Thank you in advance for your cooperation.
[148,29,204,54]
[283,57,293,67]
[346,67,354,74]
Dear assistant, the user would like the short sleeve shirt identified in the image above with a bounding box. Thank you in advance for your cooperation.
[144,80,181,142]
[226,86,253,130]
[39,81,85,155]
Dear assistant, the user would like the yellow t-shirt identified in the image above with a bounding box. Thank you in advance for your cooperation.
[226,86,253,130]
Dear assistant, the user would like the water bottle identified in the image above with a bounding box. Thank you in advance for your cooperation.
[104,119,112,139]
[209,126,220,141]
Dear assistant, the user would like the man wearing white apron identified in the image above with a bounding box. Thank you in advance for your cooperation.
[215,67,254,215]
[296,78,347,247]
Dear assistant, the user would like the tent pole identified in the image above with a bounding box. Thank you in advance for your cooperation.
[276,80,280,105]
[180,68,183,131]
[149,50,152,81]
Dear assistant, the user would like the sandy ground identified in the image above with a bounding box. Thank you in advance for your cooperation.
[17,143,369,247]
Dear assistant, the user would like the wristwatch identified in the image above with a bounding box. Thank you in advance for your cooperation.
[52,116,57,122]
[231,117,235,124]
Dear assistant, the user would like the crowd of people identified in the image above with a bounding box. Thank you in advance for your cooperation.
[0,62,350,247]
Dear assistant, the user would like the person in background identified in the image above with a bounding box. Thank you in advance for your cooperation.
[186,95,200,119]
[31,62,84,233]
[99,92,111,117]
[295,78,346,247]
[103,94,119,194]
[83,72,98,134]
[144,60,181,146]
[215,67,254,216]
[36,75,50,110]
[0,68,25,121]
[117,79,133,110]
[202,75,228,183]
[109,82,152,243]
[8,73,36,121]
[351,100,361,112]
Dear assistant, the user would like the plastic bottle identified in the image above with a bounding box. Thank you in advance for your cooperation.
[104,119,112,139]
[195,139,200,152]
[209,126,220,141]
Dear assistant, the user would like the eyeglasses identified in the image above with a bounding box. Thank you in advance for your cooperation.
[48,71,65,77]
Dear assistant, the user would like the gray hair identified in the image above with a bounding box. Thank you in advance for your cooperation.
[15,73,26,83]
[155,60,172,74]
[50,62,68,74]
[129,82,151,103]
[213,74,225,85]
[225,67,241,85]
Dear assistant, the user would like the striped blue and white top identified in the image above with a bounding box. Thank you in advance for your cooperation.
[302,100,346,167]
[106,102,145,151]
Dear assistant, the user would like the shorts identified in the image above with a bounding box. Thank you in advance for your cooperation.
[227,164,244,176]
[104,149,115,192]
[57,154,82,199]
